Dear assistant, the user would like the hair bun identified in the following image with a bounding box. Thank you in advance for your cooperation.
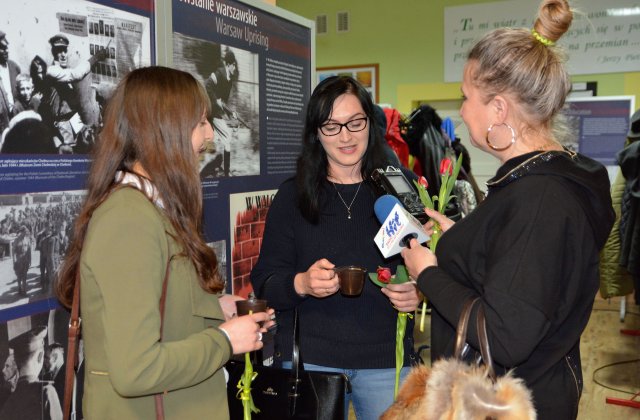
[533,0,573,44]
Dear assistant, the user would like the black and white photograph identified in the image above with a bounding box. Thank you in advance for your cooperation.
[0,191,85,311]
[0,308,74,419]
[208,239,227,286]
[173,33,260,178]
[0,0,152,155]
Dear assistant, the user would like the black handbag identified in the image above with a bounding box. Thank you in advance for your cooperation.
[226,309,351,419]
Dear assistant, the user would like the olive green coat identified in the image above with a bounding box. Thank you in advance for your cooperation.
[80,188,231,419]
[599,168,634,298]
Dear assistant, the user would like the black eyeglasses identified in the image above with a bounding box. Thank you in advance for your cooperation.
[320,117,368,136]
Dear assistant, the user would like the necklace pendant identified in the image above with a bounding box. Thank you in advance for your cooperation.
[332,180,362,221]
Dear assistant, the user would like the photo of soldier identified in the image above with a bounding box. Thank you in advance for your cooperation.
[207,49,238,177]
[0,191,84,309]
[11,225,31,296]
[0,31,21,136]
[0,325,62,420]
[0,309,71,417]
[0,2,152,155]
[40,342,64,406]
[39,33,108,154]
[172,35,261,178]
[35,222,59,294]
[0,347,17,408]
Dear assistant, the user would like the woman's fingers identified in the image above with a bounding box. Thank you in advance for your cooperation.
[424,208,455,232]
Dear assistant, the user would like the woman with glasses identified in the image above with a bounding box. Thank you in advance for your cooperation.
[251,75,421,419]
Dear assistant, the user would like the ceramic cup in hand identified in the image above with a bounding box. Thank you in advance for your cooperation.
[335,266,366,296]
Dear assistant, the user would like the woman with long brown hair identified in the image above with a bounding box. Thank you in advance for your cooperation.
[56,66,272,418]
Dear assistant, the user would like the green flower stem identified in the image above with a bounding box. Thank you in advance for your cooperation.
[236,311,260,419]
[430,223,441,252]
[418,223,441,332]
[413,157,464,373]
[419,300,427,332]
[394,312,412,399]
[438,174,449,210]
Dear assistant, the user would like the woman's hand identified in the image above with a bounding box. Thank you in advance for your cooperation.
[381,281,420,312]
[294,258,340,298]
[423,207,455,235]
[219,308,275,355]
[401,238,437,280]
[218,294,244,320]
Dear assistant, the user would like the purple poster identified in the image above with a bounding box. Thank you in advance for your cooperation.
[564,97,634,166]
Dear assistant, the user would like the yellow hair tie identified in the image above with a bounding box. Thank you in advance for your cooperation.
[531,29,555,46]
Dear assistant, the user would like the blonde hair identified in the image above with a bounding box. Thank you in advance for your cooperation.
[467,0,573,139]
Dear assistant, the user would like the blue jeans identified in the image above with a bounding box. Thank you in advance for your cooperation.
[282,362,410,420]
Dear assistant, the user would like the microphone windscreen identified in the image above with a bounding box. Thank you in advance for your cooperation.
[374,195,401,224]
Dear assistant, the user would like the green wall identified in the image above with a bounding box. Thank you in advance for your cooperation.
[276,0,640,113]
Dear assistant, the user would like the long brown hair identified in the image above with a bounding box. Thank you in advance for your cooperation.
[56,66,223,307]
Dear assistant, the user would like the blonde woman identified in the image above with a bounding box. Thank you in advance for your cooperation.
[402,1,615,418]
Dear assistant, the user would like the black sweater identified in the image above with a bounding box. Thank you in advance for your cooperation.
[251,178,416,369]
[417,151,614,419]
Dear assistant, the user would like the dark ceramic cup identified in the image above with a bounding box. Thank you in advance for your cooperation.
[335,266,367,296]
[236,298,268,316]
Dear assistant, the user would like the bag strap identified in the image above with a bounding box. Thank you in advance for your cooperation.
[63,270,81,420]
[476,304,496,382]
[453,297,478,359]
[63,258,171,420]
[154,258,172,420]
[453,297,495,381]
[288,309,301,417]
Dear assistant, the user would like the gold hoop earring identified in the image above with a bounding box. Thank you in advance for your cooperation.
[486,123,516,151]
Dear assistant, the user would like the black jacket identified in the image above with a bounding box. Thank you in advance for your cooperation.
[417,151,614,420]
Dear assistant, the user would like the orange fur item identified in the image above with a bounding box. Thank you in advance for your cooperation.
[381,360,537,419]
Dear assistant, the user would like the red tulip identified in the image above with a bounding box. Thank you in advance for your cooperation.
[377,266,392,284]
[439,158,453,176]
[418,176,428,188]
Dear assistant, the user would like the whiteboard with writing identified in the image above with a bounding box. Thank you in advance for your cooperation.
[444,0,640,82]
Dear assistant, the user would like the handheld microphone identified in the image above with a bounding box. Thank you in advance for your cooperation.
[373,195,430,258]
